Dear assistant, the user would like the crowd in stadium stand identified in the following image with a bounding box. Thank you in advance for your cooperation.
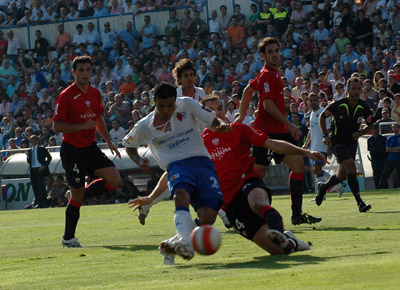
[0,0,400,195]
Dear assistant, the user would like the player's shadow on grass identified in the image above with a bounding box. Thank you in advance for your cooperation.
[369,211,400,214]
[176,254,326,270]
[317,226,399,231]
[94,245,159,251]
[176,251,390,270]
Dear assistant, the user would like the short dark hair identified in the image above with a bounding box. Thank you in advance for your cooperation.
[153,82,177,101]
[72,56,92,70]
[258,37,279,55]
[347,76,362,89]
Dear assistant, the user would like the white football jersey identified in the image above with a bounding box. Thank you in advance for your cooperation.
[177,86,206,102]
[310,107,330,153]
[123,97,215,170]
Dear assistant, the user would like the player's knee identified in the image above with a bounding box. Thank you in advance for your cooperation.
[197,207,217,225]
[173,189,190,206]
[109,177,122,189]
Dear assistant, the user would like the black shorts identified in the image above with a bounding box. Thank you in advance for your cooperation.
[331,141,358,163]
[253,132,296,166]
[226,178,272,241]
[60,141,115,189]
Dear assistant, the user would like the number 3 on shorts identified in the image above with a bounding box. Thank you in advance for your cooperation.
[209,176,219,188]
[73,164,80,174]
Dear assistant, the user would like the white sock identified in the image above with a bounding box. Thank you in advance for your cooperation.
[174,208,194,243]
[218,208,227,218]
[323,171,331,182]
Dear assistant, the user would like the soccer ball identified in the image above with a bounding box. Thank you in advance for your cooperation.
[190,225,221,255]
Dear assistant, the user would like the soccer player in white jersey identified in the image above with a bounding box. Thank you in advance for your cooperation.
[174,58,206,102]
[304,93,345,197]
[122,82,230,264]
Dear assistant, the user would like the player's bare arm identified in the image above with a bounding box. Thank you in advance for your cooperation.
[209,117,232,133]
[125,147,150,172]
[53,119,96,133]
[235,84,255,123]
[96,116,121,159]
[263,98,300,140]
[263,138,327,165]
[128,171,168,210]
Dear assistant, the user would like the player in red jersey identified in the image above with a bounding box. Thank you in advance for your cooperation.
[236,37,321,226]
[53,56,122,247]
[201,95,326,254]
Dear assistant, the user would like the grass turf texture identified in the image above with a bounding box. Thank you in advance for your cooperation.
[1,190,400,290]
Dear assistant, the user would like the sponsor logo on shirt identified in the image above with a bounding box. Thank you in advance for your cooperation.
[264,82,270,93]
[171,173,180,181]
[80,110,97,120]
[54,103,59,115]
[210,147,232,161]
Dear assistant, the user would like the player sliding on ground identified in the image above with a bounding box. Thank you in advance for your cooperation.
[200,95,327,256]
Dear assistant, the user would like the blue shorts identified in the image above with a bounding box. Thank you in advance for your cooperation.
[167,156,224,212]
[312,152,327,166]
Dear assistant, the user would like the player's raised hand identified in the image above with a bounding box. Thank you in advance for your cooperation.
[108,142,122,159]
[233,115,244,123]
[128,196,152,211]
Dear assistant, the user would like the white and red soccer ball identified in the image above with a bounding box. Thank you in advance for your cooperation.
[190,225,221,255]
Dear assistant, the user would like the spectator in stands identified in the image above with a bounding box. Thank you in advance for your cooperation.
[123,0,135,13]
[179,8,192,44]
[93,0,109,17]
[79,0,94,18]
[109,0,124,15]
[55,24,71,50]
[226,17,245,50]
[367,123,388,188]
[290,1,307,32]
[0,59,18,87]
[230,4,246,28]
[391,94,400,123]
[66,4,79,20]
[378,123,400,189]
[116,21,140,52]
[107,93,131,129]
[109,119,126,146]
[83,23,99,54]
[139,15,156,50]
[101,22,117,57]
[165,9,180,39]
[34,30,50,62]
[118,74,137,99]
[6,30,21,62]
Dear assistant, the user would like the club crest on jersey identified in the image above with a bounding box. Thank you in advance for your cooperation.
[75,178,80,183]
[176,112,182,121]
[264,82,270,93]
[171,173,180,181]
[212,138,219,146]
[85,100,91,108]
[357,117,363,124]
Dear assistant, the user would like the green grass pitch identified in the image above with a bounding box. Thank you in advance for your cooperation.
[1,190,400,289]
